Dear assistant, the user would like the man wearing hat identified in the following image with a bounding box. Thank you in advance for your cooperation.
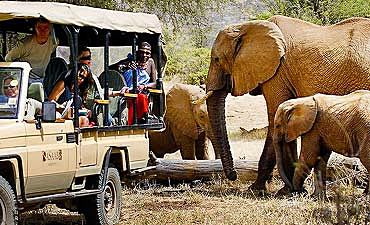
[110,41,157,91]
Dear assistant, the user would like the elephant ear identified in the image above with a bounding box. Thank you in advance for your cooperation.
[285,97,318,142]
[166,84,205,139]
[232,20,286,96]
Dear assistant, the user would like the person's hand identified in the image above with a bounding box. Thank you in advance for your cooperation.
[119,61,137,72]
[87,109,92,118]
[138,84,147,92]
[51,100,63,109]
[120,87,130,94]
[127,61,137,70]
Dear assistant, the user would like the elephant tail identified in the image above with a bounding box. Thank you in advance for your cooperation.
[274,138,293,190]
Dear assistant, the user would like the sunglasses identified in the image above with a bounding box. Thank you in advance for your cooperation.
[79,55,91,61]
[3,85,16,89]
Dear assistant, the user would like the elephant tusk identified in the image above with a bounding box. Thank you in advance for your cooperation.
[192,91,214,105]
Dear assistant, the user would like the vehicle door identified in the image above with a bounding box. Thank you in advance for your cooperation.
[25,120,77,195]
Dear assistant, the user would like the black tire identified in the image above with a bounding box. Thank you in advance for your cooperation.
[80,168,122,225]
[0,175,17,225]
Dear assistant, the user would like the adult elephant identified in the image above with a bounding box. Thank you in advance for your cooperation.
[149,83,218,160]
[206,15,370,191]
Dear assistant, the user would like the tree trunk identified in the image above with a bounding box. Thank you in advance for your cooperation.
[147,152,362,183]
[149,158,260,182]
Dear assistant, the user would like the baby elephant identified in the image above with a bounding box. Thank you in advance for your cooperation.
[149,83,217,160]
[273,90,370,196]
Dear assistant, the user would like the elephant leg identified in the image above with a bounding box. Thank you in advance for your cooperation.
[195,131,209,160]
[251,133,275,190]
[252,130,298,191]
[313,149,331,199]
[293,135,320,192]
[251,80,295,191]
[180,136,196,160]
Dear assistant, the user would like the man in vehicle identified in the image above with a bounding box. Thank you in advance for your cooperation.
[110,42,158,125]
[3,76,18,98]
[110,41,157,90]
[0,75,42,120]
[5,17,58,84]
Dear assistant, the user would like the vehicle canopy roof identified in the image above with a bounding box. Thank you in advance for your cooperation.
[0,1,162,34]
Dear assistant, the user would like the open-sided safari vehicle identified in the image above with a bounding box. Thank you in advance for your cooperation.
[0,1,166,224]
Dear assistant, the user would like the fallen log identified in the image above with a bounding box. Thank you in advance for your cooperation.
[147,152,363,183]
[149,158,259,182]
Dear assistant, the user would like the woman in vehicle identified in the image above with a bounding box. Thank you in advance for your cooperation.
[48,63,93,127]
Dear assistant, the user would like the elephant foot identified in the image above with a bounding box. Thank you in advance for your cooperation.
[248,181,267,192]
[275,185,291,196]
[276,186,309,197]
[247,183,268,197]
[225,169,237,181]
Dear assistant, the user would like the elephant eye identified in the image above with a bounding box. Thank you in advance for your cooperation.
[214,57,220,63]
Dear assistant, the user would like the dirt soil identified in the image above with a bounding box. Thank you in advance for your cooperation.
[224,94,267,160]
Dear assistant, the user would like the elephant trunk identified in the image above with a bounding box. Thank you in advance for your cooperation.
[274,137,293,190]
[207,130,220,159]
[207,88,237,181]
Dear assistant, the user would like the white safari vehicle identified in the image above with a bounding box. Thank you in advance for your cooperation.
[0,1,166,224]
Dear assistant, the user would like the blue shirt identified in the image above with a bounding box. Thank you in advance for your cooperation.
[122,69,150,88]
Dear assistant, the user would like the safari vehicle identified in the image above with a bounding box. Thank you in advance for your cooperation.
[0,1,165,224]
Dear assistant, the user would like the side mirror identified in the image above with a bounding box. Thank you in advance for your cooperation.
[42,101,56,122]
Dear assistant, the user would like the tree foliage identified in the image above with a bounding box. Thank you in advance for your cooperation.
[163,32,210,85]
[120,0,228,31]
[119,0,231,47]
[19,0,118,10]
[259,0,370,25]
[118,0,232,85]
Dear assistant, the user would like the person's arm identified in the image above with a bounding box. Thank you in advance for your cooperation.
[148,58,158,82]
[5,36,30,62]
[48,80,65,101]
[5,44,24,62]
[145,58,157,89]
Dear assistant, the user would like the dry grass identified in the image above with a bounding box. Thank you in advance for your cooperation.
[228,126,268,141]
[120,167,370,225]
[19,163,370,225]
[19,126,370,225]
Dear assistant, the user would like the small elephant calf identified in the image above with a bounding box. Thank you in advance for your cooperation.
[149,83,218,160]
[273,90,370,196]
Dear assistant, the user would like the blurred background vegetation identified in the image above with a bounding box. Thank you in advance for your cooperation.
[19,0,370,85]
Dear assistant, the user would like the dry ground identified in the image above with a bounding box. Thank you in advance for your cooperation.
[20,94,369,224]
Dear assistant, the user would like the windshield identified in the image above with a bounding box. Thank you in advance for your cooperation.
[0,68,21,119]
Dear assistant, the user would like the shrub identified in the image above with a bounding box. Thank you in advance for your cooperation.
[164,31,210,86]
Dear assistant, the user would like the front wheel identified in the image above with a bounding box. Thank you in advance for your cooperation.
[0,175,17,225]
[80,167,122,225]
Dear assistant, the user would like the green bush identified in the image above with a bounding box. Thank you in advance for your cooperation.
[259,0,370,25]
[164,32,210,86]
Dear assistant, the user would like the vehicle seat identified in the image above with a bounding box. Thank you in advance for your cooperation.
[44,57,68,97]
[27,82,45,102]
[98,70,128,125]
[98,70,126,91]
